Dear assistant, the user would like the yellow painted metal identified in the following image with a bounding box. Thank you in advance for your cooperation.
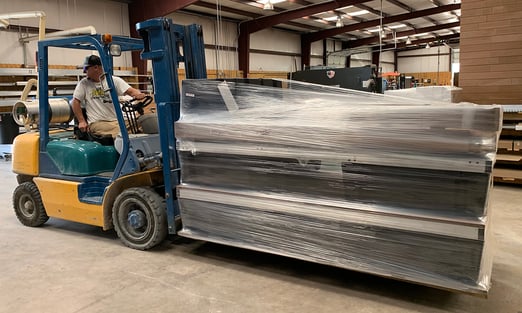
[12,132,39,176]
[34,177,104,227]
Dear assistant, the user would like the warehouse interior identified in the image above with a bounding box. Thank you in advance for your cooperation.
[0,0,522,312]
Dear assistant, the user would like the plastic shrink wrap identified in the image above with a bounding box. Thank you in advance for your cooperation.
[175,79,502,296]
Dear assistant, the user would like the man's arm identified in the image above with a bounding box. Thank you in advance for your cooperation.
[71,98,89,132]
[124,86,146,100]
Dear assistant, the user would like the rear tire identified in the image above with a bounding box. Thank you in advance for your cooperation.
[13,182,49,227]
[112,187,167,250]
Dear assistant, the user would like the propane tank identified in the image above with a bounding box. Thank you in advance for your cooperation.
[12,98,73,128]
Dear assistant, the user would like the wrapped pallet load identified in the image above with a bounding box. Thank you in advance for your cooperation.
[175,79,502,296]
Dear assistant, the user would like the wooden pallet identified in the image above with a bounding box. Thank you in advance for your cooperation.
[493,168,522,185]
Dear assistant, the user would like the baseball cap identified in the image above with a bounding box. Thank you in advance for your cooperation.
[83,55,102,73]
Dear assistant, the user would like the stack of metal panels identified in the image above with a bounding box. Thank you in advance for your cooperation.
[175,79,502,296]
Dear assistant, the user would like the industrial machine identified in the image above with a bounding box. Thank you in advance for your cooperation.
[11,17,502,296]
[290,65,377,92]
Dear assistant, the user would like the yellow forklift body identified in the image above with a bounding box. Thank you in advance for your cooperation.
[33,177,104,227]
[12,132,39,176]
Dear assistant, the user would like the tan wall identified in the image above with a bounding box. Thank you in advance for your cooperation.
[455,0,522,104]
[248,71,289,79]
[403,72,452,87]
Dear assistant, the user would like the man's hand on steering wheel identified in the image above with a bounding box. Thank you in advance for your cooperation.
[134,92,146,100]
[122,95,153,114]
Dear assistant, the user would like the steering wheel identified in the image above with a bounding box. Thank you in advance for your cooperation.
[121,95,153,115]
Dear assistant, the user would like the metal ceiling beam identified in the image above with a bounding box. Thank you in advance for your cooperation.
[379,33,460,51]
[354,3,386,17]
[387,0,442,28]
[191,2,325,31]
[238,0,373,77]
[354,3,418,32]
[219,0,356,31]
[347,21,460,48]
[302,3,460,43]
[193,1,259,18]
[386,0,413,12]
[300,3,460,68]
[242,0,373,34]
[129,0,199,26]
[128,0,200,78]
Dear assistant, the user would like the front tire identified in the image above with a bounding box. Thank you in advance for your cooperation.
[13,182,49,227]
[112,187,167,250]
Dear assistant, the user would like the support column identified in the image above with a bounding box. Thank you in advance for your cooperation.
[300,35,311,70]
[322,39,327,66]
[238,24,250,78]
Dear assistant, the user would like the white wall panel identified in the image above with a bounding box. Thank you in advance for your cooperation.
[251,29,301,71]
[169,12,302,72]
[310,40,324,67]
[351,50,371,60]
[166,12,239,71]
[1,0,130,67]
[250,53,299,72]
[398,46,450,73]
[251,28,300,53]
[379,50,395,73]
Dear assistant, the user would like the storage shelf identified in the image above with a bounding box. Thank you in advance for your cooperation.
[494,105,522,184]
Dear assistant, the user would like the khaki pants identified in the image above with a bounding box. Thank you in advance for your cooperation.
[89,121,120,139]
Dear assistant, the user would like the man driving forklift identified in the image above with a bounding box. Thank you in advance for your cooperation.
[71,55,146,139]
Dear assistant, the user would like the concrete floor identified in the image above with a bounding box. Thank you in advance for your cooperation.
[0,160,521,313]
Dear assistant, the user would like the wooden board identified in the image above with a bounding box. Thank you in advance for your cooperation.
[493,168,522,184]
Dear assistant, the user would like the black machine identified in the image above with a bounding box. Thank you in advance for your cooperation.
[290,66,377,92]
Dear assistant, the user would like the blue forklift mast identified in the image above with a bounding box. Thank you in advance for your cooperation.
[136,18,207,234]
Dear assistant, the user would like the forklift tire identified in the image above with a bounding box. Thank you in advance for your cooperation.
[112,187,167,250]
[12,182,49,227]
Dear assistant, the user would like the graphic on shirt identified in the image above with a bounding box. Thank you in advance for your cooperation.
[90,86,112,103]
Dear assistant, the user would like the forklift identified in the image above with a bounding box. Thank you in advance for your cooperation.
[11,18,205,250]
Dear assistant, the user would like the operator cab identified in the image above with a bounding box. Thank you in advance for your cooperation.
[12,35,161,183]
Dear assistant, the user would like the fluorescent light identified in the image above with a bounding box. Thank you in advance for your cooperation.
[263,0,273,10]
[257,0,285,4]
[388,24,406,29]
[336,17,344,28]
[323,16,340,21]
[347,10,369,16]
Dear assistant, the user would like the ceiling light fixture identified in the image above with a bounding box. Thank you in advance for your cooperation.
[346,10,369,17]
[405,37,412,45]
[336,16,344,28]
[0,19,9,28]
[426,43,431,49]
[263,0,274,10]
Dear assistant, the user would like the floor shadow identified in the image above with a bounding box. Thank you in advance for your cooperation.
[169,239,462,310]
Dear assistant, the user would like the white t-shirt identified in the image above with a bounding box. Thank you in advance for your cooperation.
[73,76,131,124]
